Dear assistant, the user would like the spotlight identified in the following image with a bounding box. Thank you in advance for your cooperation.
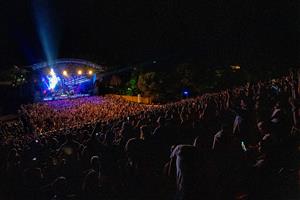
[88,70,93,75]
[62,70,68,76]
[77,70,82,75]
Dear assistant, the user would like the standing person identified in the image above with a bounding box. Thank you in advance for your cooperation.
[168,144,200,200]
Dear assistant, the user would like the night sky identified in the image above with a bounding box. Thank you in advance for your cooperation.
[0,0,299,68]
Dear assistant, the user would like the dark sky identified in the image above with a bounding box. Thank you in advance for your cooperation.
[0,0,299,68]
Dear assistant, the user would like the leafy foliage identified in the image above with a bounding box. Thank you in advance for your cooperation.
[137,72,160,97]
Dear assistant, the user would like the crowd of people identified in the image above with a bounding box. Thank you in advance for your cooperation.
[0,70,299,200]
[19,96,158,134]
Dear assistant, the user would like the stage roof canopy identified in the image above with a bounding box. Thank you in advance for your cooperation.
[27,58,104,72]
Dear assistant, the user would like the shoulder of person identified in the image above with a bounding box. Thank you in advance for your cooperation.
[171,144,195,157]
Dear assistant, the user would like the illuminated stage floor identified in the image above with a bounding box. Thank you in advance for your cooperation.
[43,93,90,101]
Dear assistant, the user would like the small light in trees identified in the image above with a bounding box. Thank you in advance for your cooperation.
[230,65,241,70]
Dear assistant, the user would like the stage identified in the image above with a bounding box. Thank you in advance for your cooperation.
[29,59,102,102]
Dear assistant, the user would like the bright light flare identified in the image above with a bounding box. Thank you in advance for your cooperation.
[49,68,55,76]
[88,70,93,75]
[48,68,60,90]
[77,70,82,75]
